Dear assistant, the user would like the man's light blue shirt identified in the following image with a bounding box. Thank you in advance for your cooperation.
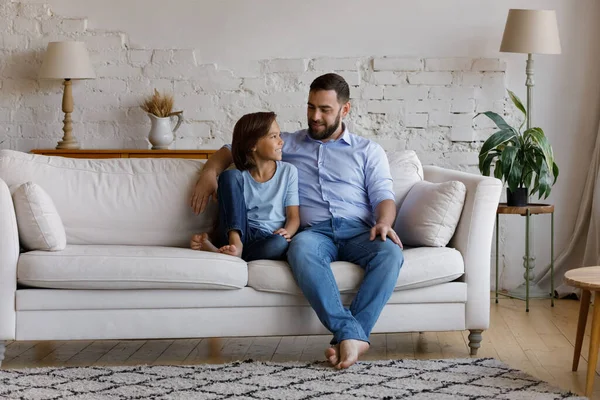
[281,127,394,227]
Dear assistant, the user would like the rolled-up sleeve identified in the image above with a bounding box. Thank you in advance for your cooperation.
[365,144,395,211]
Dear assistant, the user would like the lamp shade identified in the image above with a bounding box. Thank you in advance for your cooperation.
[500,9,561,55]
[39,41,96,79]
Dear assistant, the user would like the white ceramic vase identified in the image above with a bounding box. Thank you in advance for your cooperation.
[148,113,183,150]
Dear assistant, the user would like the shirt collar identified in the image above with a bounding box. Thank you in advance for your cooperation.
[302,123,352,145]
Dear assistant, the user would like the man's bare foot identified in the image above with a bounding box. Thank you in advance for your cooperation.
[336,339,369,369]
[190,233,219,252]
[219,244,243,258]
[324,345,339,366]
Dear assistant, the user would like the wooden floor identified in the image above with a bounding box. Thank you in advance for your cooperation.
[2,296,599,398]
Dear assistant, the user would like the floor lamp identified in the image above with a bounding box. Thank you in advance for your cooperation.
[499,9,561,299]
[39,41,96,150]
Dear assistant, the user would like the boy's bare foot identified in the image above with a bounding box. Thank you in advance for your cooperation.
[219,244,243,258]
[335,339,369,369]
[325,345,339,366]
[190,233,219,252]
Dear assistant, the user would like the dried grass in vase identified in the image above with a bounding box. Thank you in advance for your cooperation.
[141,89,182,118]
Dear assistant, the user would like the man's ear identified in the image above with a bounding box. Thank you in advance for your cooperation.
[342,102,351,118]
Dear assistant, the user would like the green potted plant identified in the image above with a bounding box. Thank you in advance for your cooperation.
[475,90,559,207]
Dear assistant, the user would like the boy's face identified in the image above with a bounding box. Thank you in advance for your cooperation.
[253,120,284,162]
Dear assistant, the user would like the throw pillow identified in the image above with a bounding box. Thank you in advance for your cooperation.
[12,182,66,251]
[386,150,423,209]
[394,180,467,247]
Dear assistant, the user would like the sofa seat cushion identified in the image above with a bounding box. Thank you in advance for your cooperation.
[247,246,463,295]
[17,244,247,289]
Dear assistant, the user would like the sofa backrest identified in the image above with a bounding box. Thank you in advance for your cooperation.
[0,150,217,247]
[0,149,423,247]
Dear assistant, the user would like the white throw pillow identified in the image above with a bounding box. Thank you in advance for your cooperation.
[386,150,423,209]
[394,180,467,247]
[12,182,66,251]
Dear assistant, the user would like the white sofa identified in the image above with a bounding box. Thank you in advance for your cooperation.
[0,149,502,366]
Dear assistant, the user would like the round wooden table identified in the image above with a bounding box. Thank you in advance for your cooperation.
[564,266,600,397]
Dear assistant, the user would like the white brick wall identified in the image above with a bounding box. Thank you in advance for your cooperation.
[0,2,510,170]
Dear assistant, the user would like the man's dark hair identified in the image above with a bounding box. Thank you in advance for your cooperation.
[309,73,350,104]
[231,111,277,171]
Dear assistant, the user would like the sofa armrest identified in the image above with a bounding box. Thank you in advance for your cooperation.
[423,166,502,330]
[0,178,18,340]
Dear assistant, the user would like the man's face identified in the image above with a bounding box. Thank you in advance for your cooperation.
[307,90,348,141]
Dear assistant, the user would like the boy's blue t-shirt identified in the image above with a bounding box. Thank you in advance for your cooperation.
[242,161,299,233]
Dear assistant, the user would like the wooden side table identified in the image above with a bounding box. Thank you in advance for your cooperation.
[495,203,555,312]
[565,266,600,397]
[30,149,218,159]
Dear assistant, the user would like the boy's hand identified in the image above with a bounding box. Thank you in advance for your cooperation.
[190,169,218,214]
[274,228,292,242]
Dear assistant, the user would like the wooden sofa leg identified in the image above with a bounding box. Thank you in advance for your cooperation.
[468,330,483,356]
[0,341,5,368]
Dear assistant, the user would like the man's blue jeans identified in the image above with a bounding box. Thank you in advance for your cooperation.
[287,218,404,345]
[215,169,289,262]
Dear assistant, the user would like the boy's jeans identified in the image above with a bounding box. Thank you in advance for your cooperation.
[287,218,404,345]
[216,169,289,261]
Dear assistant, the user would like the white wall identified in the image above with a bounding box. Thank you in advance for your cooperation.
[3,0,600,290]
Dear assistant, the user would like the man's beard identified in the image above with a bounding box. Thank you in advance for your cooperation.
[307,109,342,141]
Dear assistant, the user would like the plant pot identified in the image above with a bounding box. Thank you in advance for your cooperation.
[507,187,528,207]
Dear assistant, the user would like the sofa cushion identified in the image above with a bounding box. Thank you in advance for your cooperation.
[247,246,463,295]
[394,180,467,247]
[386,150,423,209]
[17,245,247,289]
[12,182,66,251]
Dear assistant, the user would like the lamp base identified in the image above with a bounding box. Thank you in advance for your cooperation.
[56,138,80,150]
[56,80,80,150]
[508,282,552,300]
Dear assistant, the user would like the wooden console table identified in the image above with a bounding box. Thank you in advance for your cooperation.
[30,149,218,159]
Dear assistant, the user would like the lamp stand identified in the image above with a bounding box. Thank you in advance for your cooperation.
[508,53,549,301]
[56,79,80,149]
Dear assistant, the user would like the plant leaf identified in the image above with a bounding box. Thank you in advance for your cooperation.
[494,159,504,180]
[530,156,552,199]
[474,111,513,131]
[552,162,560,185]
[479,129,517,161]
[538,159,552,199]
[525,127,555,181]
[507,89,527,131]
[501,146,520,192]
[507,89,527,117]
[479,152,497,176]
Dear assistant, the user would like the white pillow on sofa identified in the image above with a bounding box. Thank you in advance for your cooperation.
[12,182,66,251]
[394,180,467,247]
[386,150,423,209]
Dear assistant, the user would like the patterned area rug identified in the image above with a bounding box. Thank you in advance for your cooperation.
[0,358,586,399]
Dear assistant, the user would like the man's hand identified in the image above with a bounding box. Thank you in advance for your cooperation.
[370,223,403,248]
[273,228,292,242]
[190,169,218,215]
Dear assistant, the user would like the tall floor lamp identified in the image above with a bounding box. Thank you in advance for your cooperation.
[39,41,96,150]
[499,9,561,299]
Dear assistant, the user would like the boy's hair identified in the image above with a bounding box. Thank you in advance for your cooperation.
[232,111,277,171]
[310,73,350,104]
